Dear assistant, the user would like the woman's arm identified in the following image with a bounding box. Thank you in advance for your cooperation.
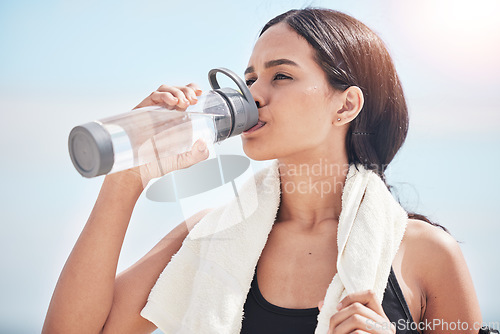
[42,172,146,334]
[43,82,208,334]
[103,207,213,333]
[43,170,212,334]
[417,222,483,334]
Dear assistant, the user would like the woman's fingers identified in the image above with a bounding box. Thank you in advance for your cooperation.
[329,302,387,333]
[159,139,209,174]
[158,86,190,109]
[179,86,199,104]
[184,83,203,101]
[338,290,384,316]
[329,313,370,334]
[137,139,209,182]
[186,82,203,96]
[135,83,202,110]
[149,91,178,107]
[323,291,395,334]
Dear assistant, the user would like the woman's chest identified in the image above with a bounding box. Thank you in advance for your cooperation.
[255,222,422,321]
[255,223,338,309]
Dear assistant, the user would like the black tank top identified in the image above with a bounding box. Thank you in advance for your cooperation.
[241,267,420,334]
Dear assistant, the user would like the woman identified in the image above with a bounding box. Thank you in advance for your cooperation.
[43,8,484,334]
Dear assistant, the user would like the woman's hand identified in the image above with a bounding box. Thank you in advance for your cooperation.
[318,290,396,334]
[135,83,202,111]
[117,83,209,188]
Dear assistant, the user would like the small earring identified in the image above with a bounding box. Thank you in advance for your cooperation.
[337,118,341,121]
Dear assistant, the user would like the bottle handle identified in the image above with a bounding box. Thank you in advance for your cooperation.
[208,67,254,103]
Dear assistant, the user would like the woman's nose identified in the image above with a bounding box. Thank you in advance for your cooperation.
[249,84,265,109]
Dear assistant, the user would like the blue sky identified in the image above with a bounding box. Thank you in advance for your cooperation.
[1,0,499,332]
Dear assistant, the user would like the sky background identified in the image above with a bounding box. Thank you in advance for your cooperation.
[1,0,499,332]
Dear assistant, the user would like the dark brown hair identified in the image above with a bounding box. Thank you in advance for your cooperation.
[261,8,448,231]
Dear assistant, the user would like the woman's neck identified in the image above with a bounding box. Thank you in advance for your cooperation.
[275,156,349,232]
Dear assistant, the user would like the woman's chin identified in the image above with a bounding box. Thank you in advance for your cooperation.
[242,143,275,161]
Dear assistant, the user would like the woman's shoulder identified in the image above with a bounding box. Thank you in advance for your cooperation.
[401,218,481,322]
[402,218,464,278]
[403,218,459,258]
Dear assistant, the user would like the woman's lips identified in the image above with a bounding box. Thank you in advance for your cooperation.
[243,120,267,134]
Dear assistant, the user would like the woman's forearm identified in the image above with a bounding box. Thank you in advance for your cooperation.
[42,172,145,334]
[43,83,207,334]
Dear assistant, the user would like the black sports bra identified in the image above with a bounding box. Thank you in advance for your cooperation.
[241,267,420,334]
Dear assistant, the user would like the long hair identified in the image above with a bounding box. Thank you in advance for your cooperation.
[261,8,448,232]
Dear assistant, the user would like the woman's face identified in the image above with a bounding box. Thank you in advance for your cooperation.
[242,23,344,162]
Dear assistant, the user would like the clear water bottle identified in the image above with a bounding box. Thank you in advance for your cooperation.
[68,68,258,178]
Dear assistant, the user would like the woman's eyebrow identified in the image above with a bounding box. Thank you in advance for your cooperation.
[245,58,299,75]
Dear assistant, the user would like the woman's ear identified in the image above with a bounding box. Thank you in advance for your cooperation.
[334,86,364,126]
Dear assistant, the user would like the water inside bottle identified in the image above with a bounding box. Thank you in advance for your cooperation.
[101,107,221,174]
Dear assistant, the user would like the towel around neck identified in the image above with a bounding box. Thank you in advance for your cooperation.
[141,160,407,334]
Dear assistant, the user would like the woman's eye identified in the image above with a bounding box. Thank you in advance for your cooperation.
[246,74,290,87]
[245,78,256,87]
[273,73,292,81]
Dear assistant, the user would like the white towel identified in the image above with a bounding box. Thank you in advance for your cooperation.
[141,159,408,334]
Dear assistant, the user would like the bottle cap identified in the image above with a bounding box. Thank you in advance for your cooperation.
[68,122,114,177]
[208,68,259,138]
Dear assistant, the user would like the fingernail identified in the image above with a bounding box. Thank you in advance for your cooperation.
[197,142,206,152]
[336,302,342,310]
